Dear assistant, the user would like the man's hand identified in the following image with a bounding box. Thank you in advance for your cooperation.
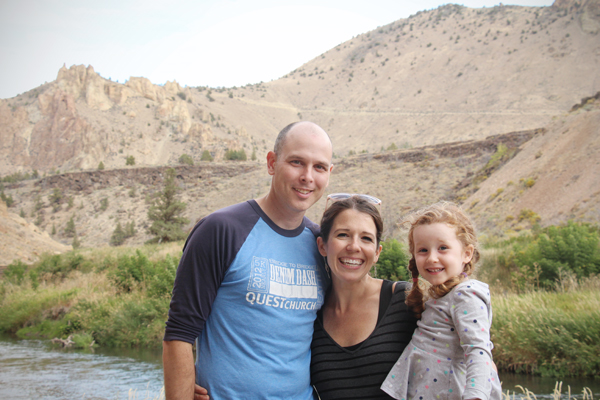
[194,384,209,400]
[163,340,196,400]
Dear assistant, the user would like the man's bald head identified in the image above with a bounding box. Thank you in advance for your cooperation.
[273,121,332,157]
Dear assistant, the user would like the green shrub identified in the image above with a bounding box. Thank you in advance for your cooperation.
[0,191,14,207]
[146,255,178,298]
[178,154,194,166]
[48,188,63,207]
[489,222,600,288]
[3,260,28,284]
[98,161,105,170]
[126,155,135,166]
[100,197,109,211]
[72,332,96,348]
[110,221,136,246]
[34,252,92,280]
[524,177,536,188]
[108,251,150,292]
[224,149,247,161]
[200,150,213,162]
[371,239,410,281]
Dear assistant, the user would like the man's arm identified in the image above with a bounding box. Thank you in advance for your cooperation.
[163,340,196,400]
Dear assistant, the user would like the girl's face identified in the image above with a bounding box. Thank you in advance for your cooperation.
[317,208,382,284]
[412,222,474,286]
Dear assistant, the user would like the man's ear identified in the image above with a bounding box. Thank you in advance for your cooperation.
[325,164,334,188]
[266,151,277,176]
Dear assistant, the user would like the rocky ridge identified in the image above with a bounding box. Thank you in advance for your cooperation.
[1,1,599,175]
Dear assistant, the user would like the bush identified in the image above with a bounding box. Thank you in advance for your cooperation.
[224,149,247,161]
[100,197,109,211]
[48,188,63,207]
[110,221,137,246]
[108,251,151,292]
[3,260,28,284]
[490,222,600,288]
[200,150,213,162]
[0,191,14,207]
[372,239,410,281]
[178,154,194,166]
[126,155,135,166]
[98,161,105,170]
[34,252,91,281]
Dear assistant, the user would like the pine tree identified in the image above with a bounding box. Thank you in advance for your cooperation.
[110,222,126,246]
[200,150,213,162]
[147,168,189,243]
[72,234,81,249]
[64,215,76,238]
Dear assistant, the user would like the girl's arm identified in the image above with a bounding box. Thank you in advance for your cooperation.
[451,280,498,400]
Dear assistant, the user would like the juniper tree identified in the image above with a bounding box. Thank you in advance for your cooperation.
[110,222,126,246]
[147,168,189,243]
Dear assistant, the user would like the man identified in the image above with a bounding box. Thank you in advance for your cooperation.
[163,121,334,400]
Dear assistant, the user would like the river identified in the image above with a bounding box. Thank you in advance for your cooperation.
[0,335,598,399]
[0,335,164,400]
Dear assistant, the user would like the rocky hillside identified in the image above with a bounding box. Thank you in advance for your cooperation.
[1,93,599,264]
[1,1,599,175]
[1,0,600,265]
[464,91,600,233]
[0,200,70,267]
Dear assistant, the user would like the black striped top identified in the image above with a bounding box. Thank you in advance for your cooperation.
[310,281,417,400]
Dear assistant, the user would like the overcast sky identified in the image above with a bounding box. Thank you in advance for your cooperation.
[0,0,553,99]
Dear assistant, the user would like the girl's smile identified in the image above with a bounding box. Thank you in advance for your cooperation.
[412,222,473,286]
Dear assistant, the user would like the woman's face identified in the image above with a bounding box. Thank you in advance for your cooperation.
[317,208,382,283]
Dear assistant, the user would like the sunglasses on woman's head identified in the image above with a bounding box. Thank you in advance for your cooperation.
[325,193,382,209]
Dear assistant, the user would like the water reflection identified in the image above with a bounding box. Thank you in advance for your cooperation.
[0,335,163,400]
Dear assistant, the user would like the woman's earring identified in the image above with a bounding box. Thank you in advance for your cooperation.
[323,257,331,279]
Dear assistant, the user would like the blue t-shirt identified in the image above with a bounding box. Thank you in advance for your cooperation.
[164,200,327,399]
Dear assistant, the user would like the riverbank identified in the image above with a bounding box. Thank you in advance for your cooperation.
[1,245,599,378]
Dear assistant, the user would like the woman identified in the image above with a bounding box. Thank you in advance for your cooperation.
[310,195,418,399]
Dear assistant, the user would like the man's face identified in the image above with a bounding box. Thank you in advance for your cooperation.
[268,124,333,217]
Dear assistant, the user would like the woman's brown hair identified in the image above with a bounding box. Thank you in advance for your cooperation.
[319,196,383,246]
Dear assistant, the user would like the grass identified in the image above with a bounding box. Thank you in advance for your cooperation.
[0,243,183,348]
[492,282,600,377]
[1,240,599,380]
[502,382,595,399]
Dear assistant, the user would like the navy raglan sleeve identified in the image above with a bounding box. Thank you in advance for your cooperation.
[163,201,259,343]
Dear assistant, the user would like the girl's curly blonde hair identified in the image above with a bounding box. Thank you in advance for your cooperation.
[404,202,480,318]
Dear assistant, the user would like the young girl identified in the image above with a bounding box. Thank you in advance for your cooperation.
[381,202,502,400]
